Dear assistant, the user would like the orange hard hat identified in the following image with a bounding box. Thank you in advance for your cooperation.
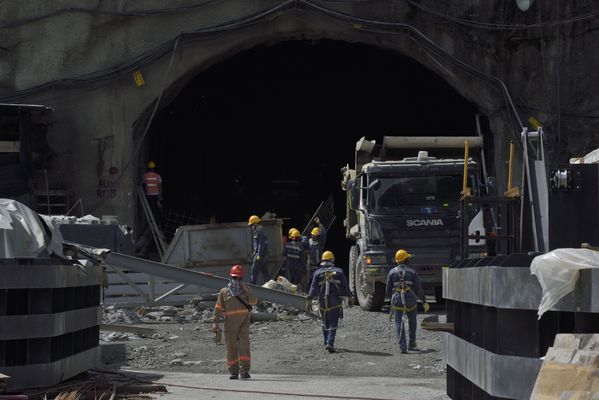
[230,264,244,278]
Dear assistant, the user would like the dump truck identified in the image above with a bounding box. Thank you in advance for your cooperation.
[341,136,487,311]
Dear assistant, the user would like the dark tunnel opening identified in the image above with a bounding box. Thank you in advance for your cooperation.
[147,39,479,268]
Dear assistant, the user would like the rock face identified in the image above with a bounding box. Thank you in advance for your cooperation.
[1,1,598,222]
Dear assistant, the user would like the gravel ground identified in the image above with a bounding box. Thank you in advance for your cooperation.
[100,301,446,379]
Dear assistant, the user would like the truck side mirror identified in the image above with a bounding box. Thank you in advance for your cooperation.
[349,179,359,210]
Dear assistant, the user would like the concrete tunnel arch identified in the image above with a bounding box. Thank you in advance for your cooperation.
[132,37,497,266]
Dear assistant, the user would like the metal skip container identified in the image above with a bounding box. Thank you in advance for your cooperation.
[160,218,285,284]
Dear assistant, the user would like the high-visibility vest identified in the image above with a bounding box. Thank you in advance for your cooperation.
[143,172,161,195]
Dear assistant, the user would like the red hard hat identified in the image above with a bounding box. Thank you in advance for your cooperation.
[230,264,244,278]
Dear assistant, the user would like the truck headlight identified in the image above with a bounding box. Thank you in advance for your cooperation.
[363,255,387,265]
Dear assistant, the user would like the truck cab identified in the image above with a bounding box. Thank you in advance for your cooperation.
[343,137,485,311]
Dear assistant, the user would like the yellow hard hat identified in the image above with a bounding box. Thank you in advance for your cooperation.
[395,249,412,263]
[248,215,261,225]
[311,227,321,236]
[290,230,301,239]
[147,161,156,169]
[288,228,299,236]
[321,250,334,261]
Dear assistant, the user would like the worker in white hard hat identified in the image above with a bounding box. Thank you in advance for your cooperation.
[385,249,429,354]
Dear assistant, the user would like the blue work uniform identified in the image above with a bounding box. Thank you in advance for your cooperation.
[385,263,425,352]
[308,261,350,350]
[307,223,326,277]
[250,224,269,285]
[282,239,306,287]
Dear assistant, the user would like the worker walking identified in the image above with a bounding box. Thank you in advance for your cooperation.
[307,251,351,353]
[306,217,326,285]
[248,215,269,285]
[142,161,163,229]
[385,249,429,354]
[212,264,257,380]
[283,229,306,289]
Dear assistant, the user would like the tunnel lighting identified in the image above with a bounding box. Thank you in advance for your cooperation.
[515,0,535,11]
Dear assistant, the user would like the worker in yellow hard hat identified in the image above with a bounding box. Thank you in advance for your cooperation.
[248,215,269,285]
[306,250,352,353]
[142,160,163,229]
[306,217,327,286]
[385,249,429,354]
[282,229,306,289]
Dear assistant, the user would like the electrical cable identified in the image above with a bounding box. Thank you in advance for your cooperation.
[1,0,530,143]
[0,1,297,103]
[402,0,599,31]
[0,0,222,29]
[136,378,400,400]
[298,0,525,141]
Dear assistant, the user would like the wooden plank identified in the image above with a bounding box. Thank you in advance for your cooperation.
[421,322,454,333]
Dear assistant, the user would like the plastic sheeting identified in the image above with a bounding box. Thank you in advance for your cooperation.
[0,199,64,258]
[530,248,599,318]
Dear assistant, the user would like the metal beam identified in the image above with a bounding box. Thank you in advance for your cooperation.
[105,252,313,313]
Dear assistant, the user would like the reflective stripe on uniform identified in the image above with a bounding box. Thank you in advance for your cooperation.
[319,304,342,312]
[238,356,251,361]
[215,304,223,310]
[224,309,250,317]
[391,304,417,312]
[227,359,239,366]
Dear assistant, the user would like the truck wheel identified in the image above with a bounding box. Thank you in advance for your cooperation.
[435,286,445,304]
[355,258,385,311]
[349,246,359,303]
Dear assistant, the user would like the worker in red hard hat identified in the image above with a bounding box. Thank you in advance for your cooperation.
[212,264,257,380]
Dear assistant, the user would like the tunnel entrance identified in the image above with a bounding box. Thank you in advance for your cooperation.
[146,39,478,267]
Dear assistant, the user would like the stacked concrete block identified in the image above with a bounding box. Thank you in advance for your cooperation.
[530,334,599,399]
[443,254,599,400]
[0,259,103,390]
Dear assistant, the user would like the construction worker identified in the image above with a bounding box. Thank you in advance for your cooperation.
[142,161,163,228]
[282,229,306,289]
[306,217,326,285]
[212,264,257,380]
[307,250,351,353]
[248,215,269,285]
[385,249,429,354]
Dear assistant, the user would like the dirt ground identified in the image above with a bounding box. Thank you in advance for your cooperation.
[100,301,446,380]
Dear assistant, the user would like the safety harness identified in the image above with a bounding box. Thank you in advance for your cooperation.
[317,266,342,331]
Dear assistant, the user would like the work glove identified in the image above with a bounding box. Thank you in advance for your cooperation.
[314,217,320,224]
[305,299,313,313]
[256,255,261,261]
[423,302,430,313]
[211,322,220,333]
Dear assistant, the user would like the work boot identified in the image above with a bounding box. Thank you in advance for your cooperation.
[400,349,408,354]
[327,345,336,353]
[409,342,418,350]
[229,374,239,380]
[240,372,251,379]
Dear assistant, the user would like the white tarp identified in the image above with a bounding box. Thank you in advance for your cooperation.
[530,248,599,318]
[0,199,65,258]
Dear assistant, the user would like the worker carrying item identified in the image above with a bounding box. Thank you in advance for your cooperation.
[248,215,269,285]
[385,249,429,354]
[306,217,327,285]
[212,264,257,380]
[282,229,306,290]
[142,160,163,228]
[307,250,351,353]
